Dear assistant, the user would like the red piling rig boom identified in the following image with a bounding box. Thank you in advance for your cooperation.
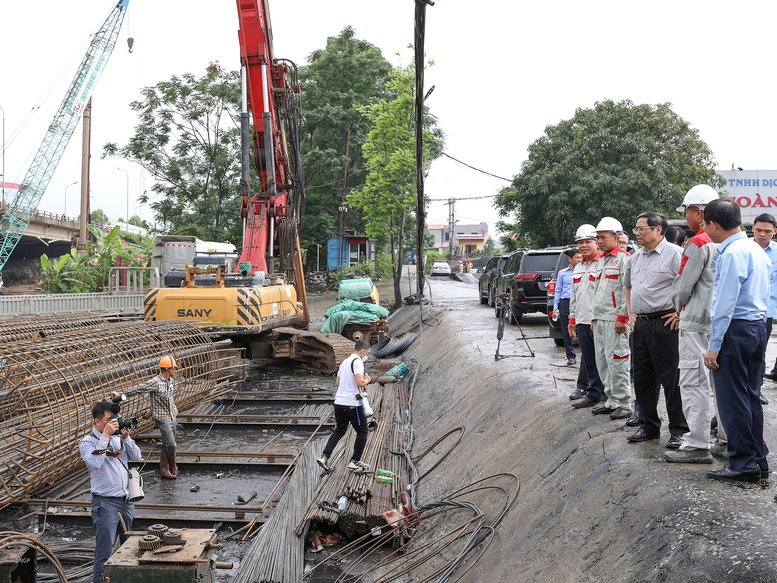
[235,0,299,275]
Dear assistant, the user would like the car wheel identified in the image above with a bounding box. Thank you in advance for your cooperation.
[554,338,565,347]
[480,292,488,305]
[510,307,523,325]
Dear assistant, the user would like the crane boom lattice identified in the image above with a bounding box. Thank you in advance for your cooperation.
[0,0,129,272]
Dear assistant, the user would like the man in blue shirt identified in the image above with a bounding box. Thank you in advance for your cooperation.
[703,199,770,482]
[752,213,777,398]
[79,401,142,583]
[551,248,582,365]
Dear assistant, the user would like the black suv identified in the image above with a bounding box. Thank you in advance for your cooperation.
[478,253,511,306]
[504,248,565,324]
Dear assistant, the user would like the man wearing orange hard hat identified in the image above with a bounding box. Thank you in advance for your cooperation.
[151,356,180,479]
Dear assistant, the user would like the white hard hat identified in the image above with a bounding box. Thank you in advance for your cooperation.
[676,184,720,213]
[594,217,623,233]
[574,224,597,241]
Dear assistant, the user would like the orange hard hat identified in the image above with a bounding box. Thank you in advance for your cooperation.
[159,356,178,369]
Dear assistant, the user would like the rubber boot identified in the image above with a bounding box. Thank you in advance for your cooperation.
[167,452,178,477]
[159,451,175,479]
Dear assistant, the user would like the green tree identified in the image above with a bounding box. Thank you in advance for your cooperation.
[484,236,497,254]
[128,214,149,229]
[298,27,393,264]
[102,63,243,244]
[39,225,148,293]
[91,209,109,227]
[348,64,444,306]
[495,99,718,248]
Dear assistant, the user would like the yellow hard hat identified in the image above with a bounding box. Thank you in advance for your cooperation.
[159,356,178,369]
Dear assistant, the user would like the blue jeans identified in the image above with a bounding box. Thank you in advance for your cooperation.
[155,419,177,456]
[91,495,134,583]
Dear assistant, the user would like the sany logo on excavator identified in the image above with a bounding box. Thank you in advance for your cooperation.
[177,309,213,318]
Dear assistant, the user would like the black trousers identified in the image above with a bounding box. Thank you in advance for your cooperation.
[577,354,588,391]
[633,317,688,437]
[577,324,605,403]
[763,317,773,378]
[715,319,768,470]
[323,404,368,462]
[558,298,575,360]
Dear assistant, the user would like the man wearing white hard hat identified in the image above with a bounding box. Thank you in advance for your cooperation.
[666,184,721,464]
[589,217,632,419]
[568,224,606,408]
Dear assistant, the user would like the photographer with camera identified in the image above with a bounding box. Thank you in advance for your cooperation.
[150,356,180,480]
[79,400,142,583]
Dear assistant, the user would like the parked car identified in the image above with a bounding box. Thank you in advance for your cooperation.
[504,247,565,324]
[494,250,525,320]
[478,253,511,306]
[430,260,451,276]
[546,246,578,346]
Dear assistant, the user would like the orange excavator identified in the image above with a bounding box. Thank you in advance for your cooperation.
[143,0,352,372]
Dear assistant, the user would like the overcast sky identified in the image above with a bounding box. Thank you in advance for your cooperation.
[0,0,775,240]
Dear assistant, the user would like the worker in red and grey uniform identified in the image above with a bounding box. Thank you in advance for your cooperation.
[666,184,720,463]
[567,224,606,408]
[589,217,632,418]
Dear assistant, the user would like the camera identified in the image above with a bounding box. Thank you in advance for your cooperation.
[110,393,138,436]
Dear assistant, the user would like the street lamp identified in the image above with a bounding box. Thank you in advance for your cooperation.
[64,181,78,216]
[115,167,129,226]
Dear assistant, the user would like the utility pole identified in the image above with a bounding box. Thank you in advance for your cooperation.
[338,124,351,268]
[77,99,92,251]
[447,198,456,260]
[414,0,434,300]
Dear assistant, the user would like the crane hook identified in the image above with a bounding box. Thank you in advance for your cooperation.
[127,37,134,53]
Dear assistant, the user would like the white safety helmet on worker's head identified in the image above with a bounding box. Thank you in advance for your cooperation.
[594,217,623,234]
[676,184,720,213]
[574,224,597,241]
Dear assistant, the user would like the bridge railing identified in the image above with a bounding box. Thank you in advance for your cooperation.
[107,267,160,295]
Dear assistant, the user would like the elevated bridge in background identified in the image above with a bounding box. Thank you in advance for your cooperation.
[0,203,81,247]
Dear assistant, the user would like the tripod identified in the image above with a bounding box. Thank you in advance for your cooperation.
[495,293,535,360]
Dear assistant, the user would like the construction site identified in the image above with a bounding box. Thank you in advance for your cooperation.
[4,273,777,583]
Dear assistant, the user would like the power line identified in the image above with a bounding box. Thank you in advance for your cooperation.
[428,194,497,201]
[440,152,513,182]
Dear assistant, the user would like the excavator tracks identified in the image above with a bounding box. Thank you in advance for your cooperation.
[228,326,355,374]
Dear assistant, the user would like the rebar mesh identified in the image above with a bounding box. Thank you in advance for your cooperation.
[0,313,107,344]
[0,320,220,507]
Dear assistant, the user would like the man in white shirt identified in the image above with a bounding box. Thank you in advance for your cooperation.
[318,339,372,472]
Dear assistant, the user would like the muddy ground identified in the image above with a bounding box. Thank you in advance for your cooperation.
[393,274,777,583]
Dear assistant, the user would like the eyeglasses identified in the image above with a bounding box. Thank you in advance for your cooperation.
[632,226,656,235]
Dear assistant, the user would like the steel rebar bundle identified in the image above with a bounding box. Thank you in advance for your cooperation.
[232,440,324,583]
[0,320,221,508]
[295,382,410,537]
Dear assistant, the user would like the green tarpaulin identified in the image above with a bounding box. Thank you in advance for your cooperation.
[337,278,375,302]
[321,299,389,335]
